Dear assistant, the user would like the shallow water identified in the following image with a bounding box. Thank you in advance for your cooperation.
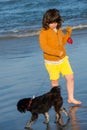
[0,30,87,130]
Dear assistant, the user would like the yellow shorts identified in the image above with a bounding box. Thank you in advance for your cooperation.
[44,56,73,80]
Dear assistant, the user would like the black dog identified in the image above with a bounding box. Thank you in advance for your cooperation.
[17,86,69,128]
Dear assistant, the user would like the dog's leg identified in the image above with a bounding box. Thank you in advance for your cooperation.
[55,111,65,126]
[60,107,70,118]
[58,108,70,126]
[54,107,64,125]
[54,106,61,123]
[56,113,59,122]
[44,112,49,124]
[55,112,61,123]
[25,120,33,129]
[25,113,38,129]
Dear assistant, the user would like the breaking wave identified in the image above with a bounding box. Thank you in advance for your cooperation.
[0,24,87,39]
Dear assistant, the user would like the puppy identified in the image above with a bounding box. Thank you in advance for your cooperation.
[17,86,69,128]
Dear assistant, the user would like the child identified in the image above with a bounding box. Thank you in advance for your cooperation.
[39,9,81,105]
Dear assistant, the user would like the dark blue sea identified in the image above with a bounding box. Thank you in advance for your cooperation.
[0,0,87,38]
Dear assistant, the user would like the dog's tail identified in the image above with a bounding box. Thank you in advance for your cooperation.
[50,85,61,93]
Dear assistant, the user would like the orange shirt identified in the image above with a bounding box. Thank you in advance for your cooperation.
[39,28,72,61]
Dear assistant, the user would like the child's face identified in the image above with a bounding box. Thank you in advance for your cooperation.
[48,22,57,29]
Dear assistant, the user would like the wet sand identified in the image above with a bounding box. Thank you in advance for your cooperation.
[0,29,87,130]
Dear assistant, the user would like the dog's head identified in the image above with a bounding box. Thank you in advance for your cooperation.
[17,98,31,113]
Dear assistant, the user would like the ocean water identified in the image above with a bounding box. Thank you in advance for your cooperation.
[0,0,87,38]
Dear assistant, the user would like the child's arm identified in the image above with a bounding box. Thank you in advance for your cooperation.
[62,26,72,44]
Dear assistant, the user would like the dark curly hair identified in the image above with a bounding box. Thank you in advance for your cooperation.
[42,9,63,30]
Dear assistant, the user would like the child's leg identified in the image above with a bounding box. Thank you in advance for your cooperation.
[44,63,60,87]
[65,74,81,105]
[51,80,59,87]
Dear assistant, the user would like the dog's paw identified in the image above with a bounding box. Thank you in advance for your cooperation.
[54,118,65,126]
[43,121,49,124]
[54,120,65,127]
[55,116,70,127]
[25,126,32,130]
[54,120,58,124]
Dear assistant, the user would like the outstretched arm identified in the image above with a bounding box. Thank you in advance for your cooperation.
[62,26,72,44]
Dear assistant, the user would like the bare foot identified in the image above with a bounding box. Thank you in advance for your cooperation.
[68,98,82,105]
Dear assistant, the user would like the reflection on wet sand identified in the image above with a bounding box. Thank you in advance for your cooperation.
[46,105,81,130]
[69,105,81,130]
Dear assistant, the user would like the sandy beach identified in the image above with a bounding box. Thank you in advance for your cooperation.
[0,29,87,130]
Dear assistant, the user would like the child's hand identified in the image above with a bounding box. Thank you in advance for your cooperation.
[66,26,72,33]
[59,51,64,57]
